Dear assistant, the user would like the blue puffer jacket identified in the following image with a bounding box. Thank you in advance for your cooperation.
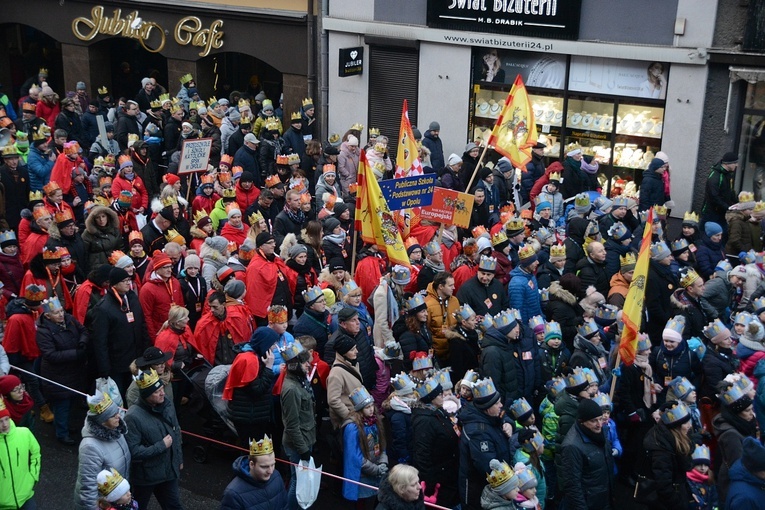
[694,236,725,280]
[220,456,287,510]
[508,265,542,323]
[27,146,54,192]
[604,239,633,281]
[726,458,765,509]
[754,358,765,434]
[638,158,666,211]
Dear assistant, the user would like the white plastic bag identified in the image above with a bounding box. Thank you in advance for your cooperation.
[296,456,322,509]
[95,377,124,414]
[135,213,147,230]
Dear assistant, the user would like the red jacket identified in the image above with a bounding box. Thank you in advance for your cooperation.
[235,182,260,214]
[44,197,75,219]
[453,261,479,292]
[73,279,105,325]
[155,325,195,368]
[36,99,60,127]
[49,154,84,195]
[441,241,462,274]
[4,306,40,360]
[0,252,24,300]
[21,270,73,312]
[529,161,564,208]
[191,304,253,365]
[355,255,386,311]
[245,251,295,319]
[21,231,49,269]
[111,174,149,211]
[192,193,220,216]
[138,273,185,340]
[220,223,248,247]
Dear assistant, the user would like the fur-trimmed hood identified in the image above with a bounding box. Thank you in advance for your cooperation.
[84,205,120,235]
[189,225,208,240]
[319,266,349,289]
[548,281,577,305]
[280,232,298,260]
[670,288,694,310]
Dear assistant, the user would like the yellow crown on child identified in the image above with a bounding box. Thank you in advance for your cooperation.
[369,127,380,137]
[653,204,667,217]
[265,118,280,132]
[97,468,125,497]
[179,73,194,84]
[150,99,163,109]
[548,172,560,182]
[290,112,302,121]
[487,460,515,489]
[29,190,44,202]
[98,86,109,95]
[620,252,637,268]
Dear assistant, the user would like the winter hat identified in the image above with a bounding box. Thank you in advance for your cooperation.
[573,193,591,215]
[741,437,765,472]
[109,267,130,286]
[579,286,605,315]
[428,121,440,131]
[338,307,359,323]
[256,232,275,247]
[97,468,131,503]
[704,222,723,237]
[577,398,603,422]
[721,152,739,164]
[333,201,349,218]
[247,327,280,356]
[496,157,513,175]
[346,135,359,147]
[216,266,235,283]
[328,257,345,273]
[86,390,120,424]
[323,217,341,233]
[228,109,241,122]
[185,253,201,270]
[335,333,356,356]
[205,236,229,253]
[152,250,172,269]
[288,243,308,259]
[737,320,765,352]
[0,374,22,396]
[447,153,462,166]
[224,280,246,300]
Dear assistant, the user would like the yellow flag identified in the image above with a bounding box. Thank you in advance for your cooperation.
[354,149,410,267]
[619,208,653,366]
[394,99,423,179]
[488,74,538,168]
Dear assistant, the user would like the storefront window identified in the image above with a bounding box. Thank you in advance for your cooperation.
[737,79,765,199]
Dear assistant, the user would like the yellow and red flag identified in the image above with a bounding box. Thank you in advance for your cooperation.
[487,74,538,169]
[355,149,410,267]
[394,99,423,179]
[619,208,653,366]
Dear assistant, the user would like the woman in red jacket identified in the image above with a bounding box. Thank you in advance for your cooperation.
[155,305,197,407]
[110,156,149,214]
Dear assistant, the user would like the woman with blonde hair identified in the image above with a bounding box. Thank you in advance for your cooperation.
[376,464,426,510]
[246,211,269,244]
[154,305,197,407]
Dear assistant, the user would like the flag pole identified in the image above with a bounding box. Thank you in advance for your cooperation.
[350,229,359,277]
[609,351,621,401]
[464,143,491,194]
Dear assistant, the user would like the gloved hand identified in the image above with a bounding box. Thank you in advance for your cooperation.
[377,463,388,478]
[629,413,641,423]
[612,448,619,457]
[299,450,311,462]
[420,481,441,504]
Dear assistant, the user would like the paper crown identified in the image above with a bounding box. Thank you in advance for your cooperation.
[411,352,433,371]
[515,466,537,489]
[128,230,143,245]
[544,321,562,339]
[161,195,178,208]
[574,193,590,208]
[43,181,61,195]
[135,368,161,390]
[165,229,185,244]
[350,386,374,410]
[280,341,305,362]
[432,368,452,390]
[739,190,755,203]
[733,373,754,394]
[322,163,337,175]
[462,369,479,387]
[521,430,545,454]
[582,367,599,385]
[331,280,358,300]
[509,309,522,323]
[740,249,757,264]
[477,255,497,272]
[577,319,598,337]
[41,297,62,314]
[238,98,250,109]
[680,268,700,288]
[225,203,242,217]
[505,217,525,233]
[381,341,402,360]
[715,259,733,274]
[549,243,565,259]
[454,303,476,322]
[754,201,765,214]
[52,208,74,226]
[328,133,341,145]
[668,376,695,400]
[302,285,323,304]
[288,153,301,165]
[653,204,667,217]
[42,246,62,261]
[664,315,686,335]
[88,390,114,416]
[265,118,280,132]
[494,309,517,330]
[566,368,589,389]
[276,155,290,167]
[391,265,411,285]
[478,314,495,331]
[594,304,618,323]
[179,73,194,84]
[222,188,237,199]
[509,397,533,421]
[0,230,17,245]
[391,372,416,393]
[546,377,567,397]
[733,311,754,326]
[63,141,80,156]
[753,296,765,312]
[612,196,629,208]
[668,239,689,254]
[249,434,274,456]
[487,459,516,490]
[518,244,536,261]
[208,96,219,107]
[29,190,44,203]
[286,111,300,122]
[216,154,233,168]
[302,97,314,108]
[682,211,699,224]
[719,384,747,407]
[97,468,127,499]
[491,230,508,247]
[661,401,691,426]
[548,171,561,182]
[96,85,109,95]
[649,240,669,259]
[350,122,364,131]
[473,377,498,400]
[369,127,380,136]
[534,227,553,243]
[150,99,163,109]
[170,103,183,114]
[608,222,629,240]
[528,315,545,330]
[703,319,727,340]
[636,333,652,352]
[414,376,442,399]
[33,207,51,221]
[692,444,711,464]
[32,124,51,141]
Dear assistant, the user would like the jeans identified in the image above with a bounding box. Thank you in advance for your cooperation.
[19,497,37,509]
[50,398,72,440]
[283,443,308,510]
[133,479,184,510]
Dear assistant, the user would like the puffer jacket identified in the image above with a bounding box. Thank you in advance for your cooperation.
[638,159,667,211]
[575,257,610,297]
[694,236,725,281]
[536,184,564,222]
[642,423,691,510]
[545,281,581,350]
[74,417,131,510]
[37,313,88,401]
[712,411,755,504]
[700,346,737,401]
[220,456,287,510]
[124,398,183,486]
[559,422,614,510]
[726,457,765,509]
[81,205,124,270]
[480,328,521,405]
[508,265,542,322]
[424,282,459,360]
[0,421,40,510]
[227,354,275,425]
[382,394,414,466]
[725,210,762,254]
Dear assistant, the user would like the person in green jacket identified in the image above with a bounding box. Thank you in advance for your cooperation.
[0,397,41,510]
[209,192,237,233]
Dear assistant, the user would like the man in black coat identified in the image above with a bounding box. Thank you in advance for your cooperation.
[91,267,151,399]
[323,308,376,393]
[141,207,173,255]
[116,101,142,151]
[227,119,251,157]
[164,107,184,160]
[456,255,508,317]
[273,189,306,249]
[670,268,711,340]
[0,145,31,230]
[701,152,738,234]
[644,241,679,345]
[575,241,609,296]
[234,134,262,186]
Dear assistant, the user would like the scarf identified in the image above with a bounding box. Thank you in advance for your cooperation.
[633,352,655,408]
[363,414,378,427]
[686,468,709,485]
[576,421,606,446]
[284,204,305,225]
[720,407,758,438]
[424,258,445,273]
[323,232,345,246]
[442,227,457,249]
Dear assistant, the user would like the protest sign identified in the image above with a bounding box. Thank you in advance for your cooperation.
[378,174,436,211]
[178,138,213,174]
[420,187,475,228]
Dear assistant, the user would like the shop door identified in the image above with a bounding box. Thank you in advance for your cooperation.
[368,46,419,146]
[89,38,168,103]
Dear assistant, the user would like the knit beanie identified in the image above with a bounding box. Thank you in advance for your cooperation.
[704,222,723,237]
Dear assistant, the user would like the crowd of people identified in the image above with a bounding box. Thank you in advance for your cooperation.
[0,70,764,510]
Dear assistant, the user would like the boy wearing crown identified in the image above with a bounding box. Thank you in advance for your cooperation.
[124,369,184,510]
[0,142,31,231]
[221,434,287,510]
[282,112,305,158]
[0,395,41,510]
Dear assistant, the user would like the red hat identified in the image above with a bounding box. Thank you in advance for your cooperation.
[0,374,22,396]
[164,174,181,186]
[152,250,172,269]
[0,397,9,420]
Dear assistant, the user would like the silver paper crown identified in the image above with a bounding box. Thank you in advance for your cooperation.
[473,377,498,399]
[302,285,323,303]
[594,304,618,322]
[664,315,686,335]
[390,372,415,394]
[668,376,694,400]
[719,383,747,407]
[546,377,566,397]
[414,376,442,400]
[528,315,545,330]
[544,321,562,339]
[582,367,599,385]
[349,386,374,410]
[521,430,545,454]
[478,255,497,272]
[509,397,533,420]
[733,312,754,326]
[636,333,652,352]
[691,444,711,463]
[592,392,612,410]
[715,259,733,273]
[608,222,629,240]
[660,401,691,426]
[411,353,433,371]
[670,238,689,252]
[338,280,359,297]
[280,341,305,361]
[703,319,727,340]
[566,368,589,388]
[432,368,453,390]
[478,314,495,331]
[454,303,476,322]
[41,296,62,314]
[423,240,441,256]
[612,196,629,208]
[461,369,479,387]
[405,293,426,311]
[577,320,598,337]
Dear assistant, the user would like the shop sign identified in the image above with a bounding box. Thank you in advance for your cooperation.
[427,0,582,40]
[178,138,213,174]
[568,57,671,100]
[72,6,225,57]
[378,175,436,211]
[420,187,475,228]
[339,47,364,77]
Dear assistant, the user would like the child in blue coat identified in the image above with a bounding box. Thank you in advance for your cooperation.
[593,392,622,474]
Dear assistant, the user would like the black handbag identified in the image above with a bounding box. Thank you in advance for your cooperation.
[633,474,658,505]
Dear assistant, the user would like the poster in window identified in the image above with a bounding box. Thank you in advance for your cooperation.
[473,49,566,89]
[568,57,670,100]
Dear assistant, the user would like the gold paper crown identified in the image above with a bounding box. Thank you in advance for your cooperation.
[574,193,590,207]
[135,368,160,389]
[290,112,302,121]
[302,97,314,107]
[506,218,525,232]
[491,230,508,247]
[208,97,219,106]
[194,210,210,224]
[620,252,637,268]
[88,391,114,415]
[350,123,364,131]
[161,195,178,207]
[29,190,44,202]
[150,99,163,109]
[249,211,264,225]
[487,460,515,489]
[754,202,765,214]
[238,98,250,109]
[98,86,108,95]
[680,268,700,288]
[179,73,194,84]
[127,134,139,143]
[32,124,51,141]
[97,468,125,497]
[222,188,237,198]
[39,67,48,75]
[549,172,561,181]
[550,244,566,258]
[739,191,755,203]
[264,118,280,132]
[249,434,274,456]
[328,133,341,144]
[369,127,380,137]
[165,229,185,244]
[158,93,171,103]
[200,174,215,185]
[518,244,535,261]
[170,103,183,114]
[653,204,667,217]
[33,207,51,220]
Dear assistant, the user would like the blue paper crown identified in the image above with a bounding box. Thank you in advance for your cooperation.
[544,321,562,340]
[715,259,732,273]
[478,314,495,331]
[509,397,533,420]
[405,293,426,311]
[528,315,545,331]
[494,309,516,329]
[41,297,62,314]
[473,377,498,399]
[668,376,694,400]
[534,227,553,242]
[612,196,629,208]
[349,386,374,411]
[661,401,691,426]
[740,249,757,264]
[338,280,359,297]
[650,241,670,259]
[566,368,589,389]
[302,285,324,304]
[0,230,17,244]
[664,315,686,335]
[757,252,765,265]
[516,466,537,489]
[691,444,711,463]
[670,238,689,252]
[280,341,305,361]
[412,353,433,371]
[592,392,612,410]
[733,312,754,326]
[608,222,629,240]
[462,369,479,387]
[390,372,415,394]
[734,374,754,394]
[753,296,765,312]
[594,304,618,322]
[509,309,522,321]
[577,320,598,337]
[703,319,727,340]
[391,265,411,285]
[521,430,545,454]
[433,368,453,390]
[546,377,567,397]
[636,334,652,352]
[719,384,747,407]
[382,341,402,360]
[455,303,476,322]
[415,376,442,399]
[423,240,441,256]
[582,367,599,385]
[479,255,498,272]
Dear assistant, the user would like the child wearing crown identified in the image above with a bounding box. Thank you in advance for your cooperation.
[535,173,564,226]
[96,468,137,510]
[686,445,718,510]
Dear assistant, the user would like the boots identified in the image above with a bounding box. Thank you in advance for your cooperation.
[39,403,54,423]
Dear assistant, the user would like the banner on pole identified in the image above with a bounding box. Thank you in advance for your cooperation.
[420,187,475,228]
[378,175,436,211]
[178,138,213,174]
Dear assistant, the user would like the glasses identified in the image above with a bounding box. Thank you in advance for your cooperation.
[11,384,25,393]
